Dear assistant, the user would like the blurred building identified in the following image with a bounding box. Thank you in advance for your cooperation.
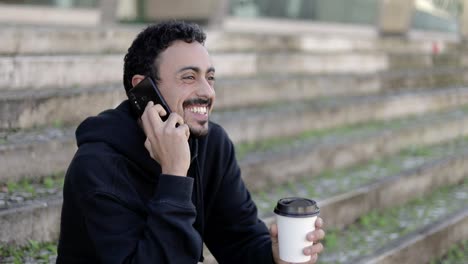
[0,0,466,36]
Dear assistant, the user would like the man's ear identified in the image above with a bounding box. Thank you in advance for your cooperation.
[131,75,145,88]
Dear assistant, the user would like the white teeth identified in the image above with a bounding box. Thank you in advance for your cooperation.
[188,106,207,115]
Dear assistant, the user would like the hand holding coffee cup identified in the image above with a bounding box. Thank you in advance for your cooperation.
[273,197,321,263]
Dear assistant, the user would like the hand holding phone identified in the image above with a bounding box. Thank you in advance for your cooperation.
[127,77,172,120]
[128,77,191,175]
[141,102,191,176]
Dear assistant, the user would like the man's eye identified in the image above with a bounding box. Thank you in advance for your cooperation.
[183,76,195,80]
[208,76,216,81]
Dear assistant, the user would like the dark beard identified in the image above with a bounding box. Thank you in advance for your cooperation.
[189,120,209,138]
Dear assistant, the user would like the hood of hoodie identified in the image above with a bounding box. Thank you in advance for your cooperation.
[76,100,161,178]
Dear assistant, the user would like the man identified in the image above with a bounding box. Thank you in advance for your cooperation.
[57,21,325,263]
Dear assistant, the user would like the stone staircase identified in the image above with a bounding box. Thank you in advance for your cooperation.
[0,24,467,263]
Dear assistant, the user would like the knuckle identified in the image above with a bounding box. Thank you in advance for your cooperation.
[311,253,318,262]
[154,104,164,111]
[314,243,324,253]
[177,128,188,137]
[316,229,325,239]
[162,127,171,136]
[317,217,324,227]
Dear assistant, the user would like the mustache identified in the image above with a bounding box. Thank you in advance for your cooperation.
[183,98,212,107]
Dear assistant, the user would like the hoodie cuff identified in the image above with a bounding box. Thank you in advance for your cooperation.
[153,174,194,205]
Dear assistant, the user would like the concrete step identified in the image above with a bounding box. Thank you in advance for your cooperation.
[0,85,125,131]
[387,52,467,70]
[379,66,468,92]
[0,25,457,55]
[3,82,468,140]
[2,67,468,130]
[3,52,467,91]
[0,193,62,245]
[0,125,75,184]
[253,138,468,227]
[356,208,467,264]
[2,103,468,186]
[320,181,468,263]
[1,196,466,264]
[2,139,467,255]
[428,239,468,263]
[0,53,387,91]
[0,25,137,56]
[216,87,468,144]
[239,108,468,191]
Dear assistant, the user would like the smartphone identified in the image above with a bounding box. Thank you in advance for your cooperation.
[127,77,171,120]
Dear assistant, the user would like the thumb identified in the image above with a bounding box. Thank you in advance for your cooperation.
[270,223,279,243]
[144,138,155,159]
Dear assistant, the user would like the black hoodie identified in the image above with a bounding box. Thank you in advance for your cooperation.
[56,100,274,264]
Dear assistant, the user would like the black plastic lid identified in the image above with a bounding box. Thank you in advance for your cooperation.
[274,197,320,218]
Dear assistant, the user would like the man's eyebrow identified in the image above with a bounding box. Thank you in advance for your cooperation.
[177,66,216,74]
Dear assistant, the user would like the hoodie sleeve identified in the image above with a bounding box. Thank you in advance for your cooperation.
[203,128,275,264]
[69,155,202,264]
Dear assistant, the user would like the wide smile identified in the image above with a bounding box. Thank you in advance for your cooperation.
[184,105,209,122]
[187,105,208,115]
[182,98,212,123]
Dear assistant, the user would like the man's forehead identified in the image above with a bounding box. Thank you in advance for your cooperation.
[158,41,213,71]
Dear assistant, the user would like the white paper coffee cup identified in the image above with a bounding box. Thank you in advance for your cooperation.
[274,197,320,263]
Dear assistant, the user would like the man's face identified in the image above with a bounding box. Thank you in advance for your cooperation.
[156,40,216,137]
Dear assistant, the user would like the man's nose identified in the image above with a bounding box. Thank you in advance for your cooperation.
[197,78,215,98]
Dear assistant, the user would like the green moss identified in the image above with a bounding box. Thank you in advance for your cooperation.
[6,181,19,193]
[234,120,384,160]
[43,177,55,189]
[323,230,339,250]
[52,119,64,128]
[0,240,57,263]
[1,173,65,201]
[320,182,468,261]
[399,145,433,157]
[430,239,468,264]
[235,104,468,160]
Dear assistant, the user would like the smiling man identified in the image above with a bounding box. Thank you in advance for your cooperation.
[56,21,324,264]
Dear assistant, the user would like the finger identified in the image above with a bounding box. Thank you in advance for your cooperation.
[303,243,323,256]
[269,224,278,242]
[147,104,167,124]
[307,229,325,242]
[165,113,185,129]
[269,223,278,236]
[140,109,155,139]
[145,101,154,111]
[144,137,151,151]
[315,217,324,228]
[153,103,167,119]
[178,124,190,139]
[309,253,318,263]
[173,123,190,140]
[143,104,168,138]
[144,138,154,159]
[140,102,164,138]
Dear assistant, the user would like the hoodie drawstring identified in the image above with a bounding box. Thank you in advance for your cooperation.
[190,138,205,262]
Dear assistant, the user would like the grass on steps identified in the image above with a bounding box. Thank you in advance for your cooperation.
[429,239,468,264]
[252,135,468,217]
[0,240,57,264]
[320,180,468,263]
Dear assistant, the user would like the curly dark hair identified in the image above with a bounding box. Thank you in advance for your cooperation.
[123,21,206,92]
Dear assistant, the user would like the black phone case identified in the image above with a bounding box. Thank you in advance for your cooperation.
[127,77,172,120]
